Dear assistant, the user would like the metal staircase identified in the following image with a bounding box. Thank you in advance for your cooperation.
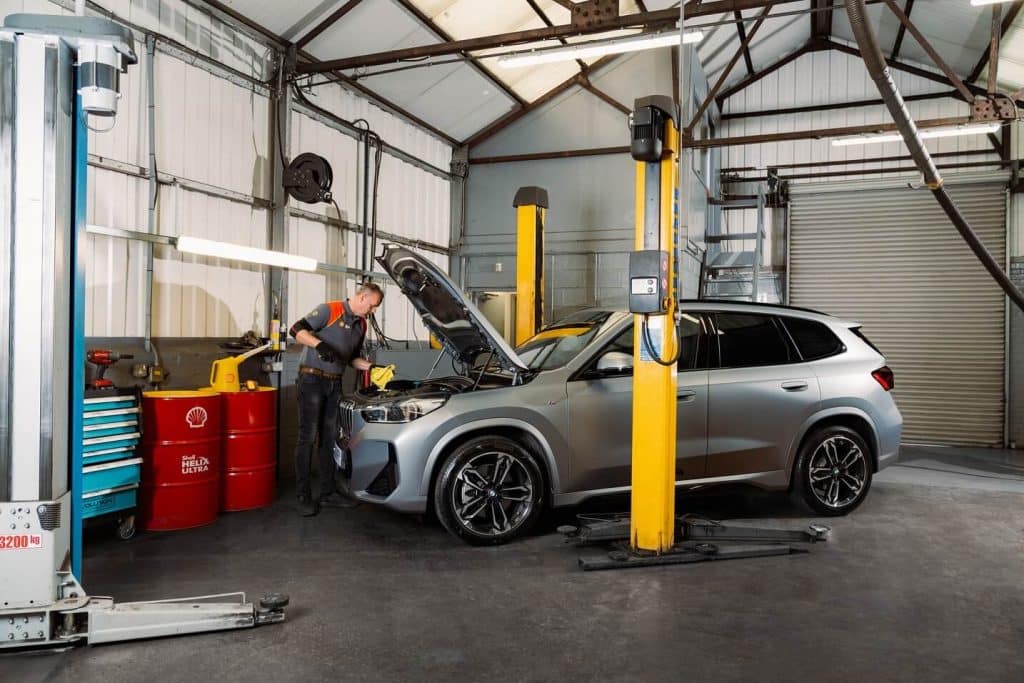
[702,185,768,302]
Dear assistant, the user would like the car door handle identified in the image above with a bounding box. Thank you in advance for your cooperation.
[781,381,808,392]
[677,390,697,402]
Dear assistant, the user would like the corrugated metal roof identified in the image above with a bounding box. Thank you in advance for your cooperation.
[213,0,1023,143]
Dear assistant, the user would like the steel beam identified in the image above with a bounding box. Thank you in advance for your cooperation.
[716,40,821,105]
[988,4,1002,94]
[525,0,587,70]
[721,89,959,119]
[810,0,831,38]
[469,146,630,165]
[967,0,1023,84]
[580,78,631,114]
[296,1,807,74]
[687,6,772,134]
[890,0,914,60]
[824,40,985,97]
[295,0,363,49]
[721,148,995,172]
[683,114,972,148]
[392,0,526,107]
[729,158,1013,181]
[734,11,755,76]
[881,0,974,103]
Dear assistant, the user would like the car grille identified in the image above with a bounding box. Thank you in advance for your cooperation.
[338,399,355,444]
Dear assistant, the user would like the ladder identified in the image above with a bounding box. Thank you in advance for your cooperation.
[702,184,766,302]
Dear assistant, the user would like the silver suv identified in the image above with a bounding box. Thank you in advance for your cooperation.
[338,246,902,545]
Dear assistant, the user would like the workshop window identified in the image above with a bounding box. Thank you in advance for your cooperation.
[714,313,791,368]
[780,317,845,361]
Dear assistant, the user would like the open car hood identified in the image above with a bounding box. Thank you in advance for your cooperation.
[377,245,528,373]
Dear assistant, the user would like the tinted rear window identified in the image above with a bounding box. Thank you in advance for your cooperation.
[781,316,845,360]
[851,326,883,356]
[714,313,791,368]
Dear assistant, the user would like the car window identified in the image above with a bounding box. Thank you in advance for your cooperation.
[515,323,606,371]
[781,316,845,360]
[677,313,710,371]
[581,314,712,377]
[713,313,792,368]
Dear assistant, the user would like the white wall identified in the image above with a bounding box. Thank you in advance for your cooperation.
[2,0,453,340]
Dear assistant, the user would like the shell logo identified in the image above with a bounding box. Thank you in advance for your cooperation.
[186,406,208,429]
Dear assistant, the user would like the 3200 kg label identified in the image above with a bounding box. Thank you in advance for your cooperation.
[0,534,43,549]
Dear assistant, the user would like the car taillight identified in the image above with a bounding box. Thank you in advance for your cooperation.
[872,366,894,391]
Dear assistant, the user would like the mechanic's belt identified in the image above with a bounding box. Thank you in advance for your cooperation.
[298,365,344,381]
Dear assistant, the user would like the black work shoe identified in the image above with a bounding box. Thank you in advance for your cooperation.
[297,494,319,517]
[319,491,360,509]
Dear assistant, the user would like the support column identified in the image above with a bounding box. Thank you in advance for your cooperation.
[513,186,548,346]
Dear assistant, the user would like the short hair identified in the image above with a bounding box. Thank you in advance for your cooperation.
[358,281,384,301]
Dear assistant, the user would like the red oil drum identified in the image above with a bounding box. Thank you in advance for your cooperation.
[220,387,278,511]
[138,389,222,531]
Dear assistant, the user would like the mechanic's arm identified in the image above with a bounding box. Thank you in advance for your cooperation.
[351,357,372,372]
[289,319,326,350]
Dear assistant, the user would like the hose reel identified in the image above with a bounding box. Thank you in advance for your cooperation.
[283,152,334,204]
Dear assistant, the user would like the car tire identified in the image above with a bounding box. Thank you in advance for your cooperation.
[434,435,545,546]
[795,425,873,516]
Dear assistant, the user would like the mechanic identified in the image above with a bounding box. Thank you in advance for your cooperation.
[289,282,383,517]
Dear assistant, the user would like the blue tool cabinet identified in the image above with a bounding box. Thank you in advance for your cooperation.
[81,388,141,539]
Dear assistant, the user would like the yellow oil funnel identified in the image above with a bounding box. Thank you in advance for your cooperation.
[210,342,272,393]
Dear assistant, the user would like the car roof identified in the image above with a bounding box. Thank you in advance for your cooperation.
[555,302,857,328]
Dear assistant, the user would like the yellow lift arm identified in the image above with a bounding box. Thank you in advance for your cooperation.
[513,186,548,347]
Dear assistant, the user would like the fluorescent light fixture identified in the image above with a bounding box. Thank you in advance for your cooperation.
[971,0,1015,6]
[831,122,1001,146]
[497,30,703,68]
[175,235,318,271]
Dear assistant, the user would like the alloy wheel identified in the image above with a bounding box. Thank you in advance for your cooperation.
[450,451,535,537]
[807,435,868,510]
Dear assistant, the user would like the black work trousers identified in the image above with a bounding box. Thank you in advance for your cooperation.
[294,373,343,497]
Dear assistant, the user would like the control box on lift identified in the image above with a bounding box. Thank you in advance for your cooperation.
[628,249,669,314]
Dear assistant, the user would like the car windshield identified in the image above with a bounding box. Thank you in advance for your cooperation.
[514,311,615,370]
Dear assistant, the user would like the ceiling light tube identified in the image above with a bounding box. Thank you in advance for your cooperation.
[175,235,318,271]
[970,0,1015,7]
[830,122,1001,146]
[497,30,703,68]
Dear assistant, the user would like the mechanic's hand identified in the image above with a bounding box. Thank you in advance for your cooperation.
[316,342,338,364]
[369,363,396,390]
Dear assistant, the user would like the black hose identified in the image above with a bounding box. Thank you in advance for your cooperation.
[846,0,1024,311]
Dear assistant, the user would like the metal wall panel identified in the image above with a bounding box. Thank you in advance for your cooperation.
[720,50,998,182]
[789,176,1008,446]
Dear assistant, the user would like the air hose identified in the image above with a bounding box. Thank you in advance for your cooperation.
[845,0,1024,311]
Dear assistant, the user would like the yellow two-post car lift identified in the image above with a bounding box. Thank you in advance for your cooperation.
[561,96,831,570]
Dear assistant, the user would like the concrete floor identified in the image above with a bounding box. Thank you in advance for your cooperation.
[4,446,1023,681]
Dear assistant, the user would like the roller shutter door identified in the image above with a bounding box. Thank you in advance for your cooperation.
[789,175,1007,446]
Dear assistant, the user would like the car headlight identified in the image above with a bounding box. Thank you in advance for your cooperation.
[361,396,447,423]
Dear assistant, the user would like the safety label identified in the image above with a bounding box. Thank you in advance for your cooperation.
[0,534,43,550]
[639,316,664,362]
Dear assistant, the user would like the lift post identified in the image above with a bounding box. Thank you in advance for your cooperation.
[629,96,680,552]
[513,186,547,346]
[0,13,286,649]
[558,95,831,569]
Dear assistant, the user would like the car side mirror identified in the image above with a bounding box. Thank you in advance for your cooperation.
[596,351,633,373]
